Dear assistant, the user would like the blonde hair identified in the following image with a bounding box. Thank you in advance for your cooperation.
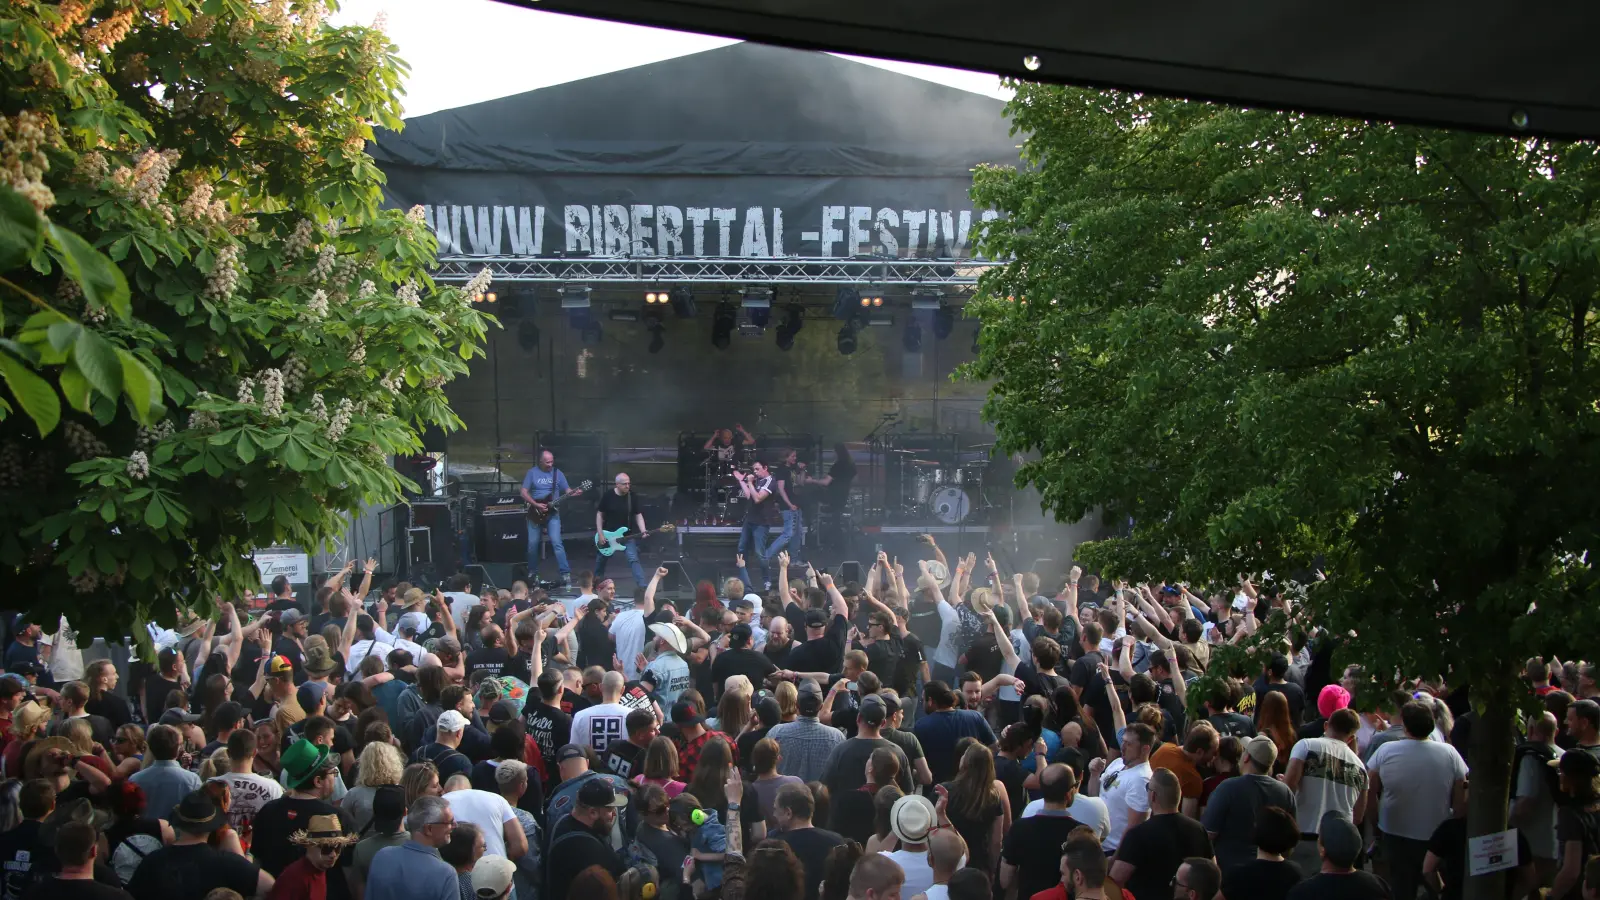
[776,682,798,721]
[721,578,744,601]
[199,747,231,780]
[357,740,406,787]
[60,718,93,755]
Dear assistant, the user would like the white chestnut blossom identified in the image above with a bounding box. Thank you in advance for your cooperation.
[204,244,240,301]
[126,450,149,480]
[284,218,316,258]
[187,410,219,432]
[396,280,419,307]
[305,289,329,319]
[282,354,307,392]
[379,373,402,394]
[259,368,285,418]
[406,204,426,224]
[311,245,336,281]
[236,377,256,405]
[463,266,492,299]
[358,280,376,300]
[308,393,328,423]
[350,342,365,364]
[326,398,353,442]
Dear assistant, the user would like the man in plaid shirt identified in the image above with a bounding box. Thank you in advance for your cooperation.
[767,679,846,783]
[672,698,715,783]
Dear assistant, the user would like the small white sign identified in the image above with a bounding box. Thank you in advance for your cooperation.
[254,548,310,585]
[1469,828,1518,877]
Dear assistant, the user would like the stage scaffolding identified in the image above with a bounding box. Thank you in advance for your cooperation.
[431,255,1001,288]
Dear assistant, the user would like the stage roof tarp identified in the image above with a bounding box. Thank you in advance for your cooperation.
[370,43,1022,270]
[502,1,1600,140]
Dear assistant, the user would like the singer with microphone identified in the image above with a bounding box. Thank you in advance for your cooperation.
[735,460,776,591]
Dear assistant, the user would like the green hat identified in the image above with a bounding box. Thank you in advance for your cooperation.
[280,738,334,790]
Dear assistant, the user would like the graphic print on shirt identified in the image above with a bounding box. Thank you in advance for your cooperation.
[584,713,625,752]
[1302,745,1370,790]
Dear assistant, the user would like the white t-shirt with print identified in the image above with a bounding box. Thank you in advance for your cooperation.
[1099,758,1151,852]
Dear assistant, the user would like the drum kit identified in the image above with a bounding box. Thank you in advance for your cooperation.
[695,443,756,525]
[895,451,990,524]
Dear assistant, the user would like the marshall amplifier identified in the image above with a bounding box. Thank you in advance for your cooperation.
[478,496,527,564]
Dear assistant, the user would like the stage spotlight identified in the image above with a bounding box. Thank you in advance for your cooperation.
[932,304,955,340]
[903,320,923,352]
[516,318,541,352]
[711,301,737,349]
[559,284,592,308]
[644,290,665,304]
[775,304,804,351]
[833,286,859,319]
[646,319,665,354]
[669,286,697,318]
[837,321,859,355]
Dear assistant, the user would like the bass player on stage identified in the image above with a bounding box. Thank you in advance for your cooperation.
[521,449,580,586]
[594,472,650,588]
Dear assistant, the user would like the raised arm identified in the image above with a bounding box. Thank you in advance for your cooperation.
[642,567,667,617]
[1062,565,1082,622]
[987,611,1018,670]
[862,591,903,634]
[1163,645,1186,707]
[778,550,791,601]
[355,558,376,602]
[432,591,458,640]
[920,534,948,570]
[1101,660,1126,734]
[1116,635,1135,683]
[919,560,950,609]
[339,589,360,653]
[220,603,242,673]
[1129,610,1174,652]
[324,559,355,591]
[821,572,848,620]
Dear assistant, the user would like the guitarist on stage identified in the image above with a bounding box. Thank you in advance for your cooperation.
[594,472,650,589]
[521,449,579,586]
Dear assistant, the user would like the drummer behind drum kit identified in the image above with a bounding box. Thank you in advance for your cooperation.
[898,452,991,524]
[695,442,758,525]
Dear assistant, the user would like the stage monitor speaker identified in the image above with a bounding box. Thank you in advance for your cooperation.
[837,560,863,585]
[654,560,693,603]
[407,527,432,565]
[464,564,496,593]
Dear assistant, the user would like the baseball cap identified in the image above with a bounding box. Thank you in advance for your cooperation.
[889,793,936,844]
[9,661,43,679]
[158,707,201,726]
[436,710,468,734]
[670,699,703,726]
[858,694,887,728]
[488,699,517,725]
[397,611,430,635]
[472,856,517,899]
[296,681,327,713]
[1317,811,1364,867]
[796,679,824,715]
[577,778,629,809]
[556,743,588,764]
[280,609,305,626]
[267,655,294,677]
[754,696,782,727]
[371,784,406,830]
[804,608,829,628]
[729,623,753,645]
[1243,734,1279,769]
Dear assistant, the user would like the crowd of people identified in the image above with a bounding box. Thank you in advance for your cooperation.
[0,537,1597,900]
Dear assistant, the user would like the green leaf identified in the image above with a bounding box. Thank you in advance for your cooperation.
[117,350,160,421]
[46,321,81,353]
[0,185,43,271]
[46,223,130,319]
[58,364,91,413]
[144,496,167,529]
[72,330,122,399]
[236,431,256,464]
[0,350,59,436]
[282,436,309,471]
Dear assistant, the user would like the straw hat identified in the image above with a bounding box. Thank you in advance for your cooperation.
[968,587,996,616]
[11,701,51,740]
[289,813,358,848]
[23,736,77,780]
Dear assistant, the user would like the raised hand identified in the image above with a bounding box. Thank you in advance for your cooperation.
[735,553,746,568]
[655,566,670,579]
[363,557,378,575]
[777,550,790,568]
[1069,564,1083,584]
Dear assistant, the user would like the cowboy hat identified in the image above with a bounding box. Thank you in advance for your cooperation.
[41,798,112,847]
[968,586,996,617]
[169,789,228,834]
[10,700,51,739]
[289,813,358,848]
[925,559,951,590]
[648,622,687,655]
[22,736,77,780]
[398,587,428,610]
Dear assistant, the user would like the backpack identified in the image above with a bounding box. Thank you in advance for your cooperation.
[1512,740,1560,801]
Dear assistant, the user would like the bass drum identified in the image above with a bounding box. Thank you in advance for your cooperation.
[931,487,970,524]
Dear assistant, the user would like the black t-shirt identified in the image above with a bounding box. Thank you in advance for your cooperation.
[1285,871,1394,900]
[710,648,778,697]
[0,820,51,899]
[905,602,945,654]
[863,637,904,689]
[466,646,512,682]
[822,737,913,798]
[20,878,132,900]
[1255,679,1308,726]
[1114,812,1215,900]
[1068,650,1117,744]
[597,490,639,534]
[141,673,182,722]
[770,465,799,511]
[84,693,133,731]
[126,842,260,900]
[604,739,645,780]
[784,615,849,677]
[763,640,794,669]
[994,754,1028,822]
[1002,811,1087,900]
[1221,859,1304,900]
[1428,816,1530,900]
[1208,712,1256,739]
[736,725,772,773]
[891,632,925,696]
[272,636,306,684]
[546,817,622,900]
[250,797,353,898]
[742,474,776,526]
[964,633,1003,681]
[523,702,571,785]
[824,460,855,510]
[576,616,613,670]
[774,827,847,900]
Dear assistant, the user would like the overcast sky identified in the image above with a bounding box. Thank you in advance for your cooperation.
[328,0,1010,118]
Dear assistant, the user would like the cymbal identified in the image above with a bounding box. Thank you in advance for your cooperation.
[911,459,941,467]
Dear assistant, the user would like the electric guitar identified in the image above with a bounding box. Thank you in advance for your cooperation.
[525,479,592,524]
[595,523,676,556]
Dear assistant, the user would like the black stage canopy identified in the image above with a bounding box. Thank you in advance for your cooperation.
[502,1,1600,140]
[370,43,1021,283]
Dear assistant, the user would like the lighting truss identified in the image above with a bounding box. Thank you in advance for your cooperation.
[432,255,999,287]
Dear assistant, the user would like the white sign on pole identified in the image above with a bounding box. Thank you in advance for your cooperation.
[254,549,310,585]
[1468,828,1518,877]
